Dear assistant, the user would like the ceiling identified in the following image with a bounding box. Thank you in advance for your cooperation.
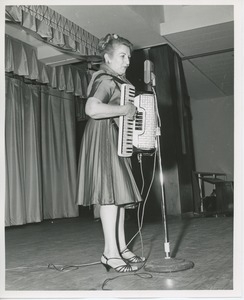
[166,21,234,99]
[5,5,235,101]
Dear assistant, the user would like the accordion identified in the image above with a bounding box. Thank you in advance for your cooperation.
[118,83,157,157]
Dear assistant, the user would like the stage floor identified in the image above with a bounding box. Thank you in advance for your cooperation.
[4,213,234,293]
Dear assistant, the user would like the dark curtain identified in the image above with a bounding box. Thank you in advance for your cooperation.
[127,44,195,218]
[5,76,79,226]
[149,45,195,215]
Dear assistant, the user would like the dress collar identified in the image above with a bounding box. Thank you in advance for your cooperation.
[100,63,127,81]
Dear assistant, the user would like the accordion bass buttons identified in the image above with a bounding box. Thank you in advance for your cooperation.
[133,94,157,151]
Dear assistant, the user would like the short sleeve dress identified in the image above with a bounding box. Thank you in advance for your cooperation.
[76,64,142,207]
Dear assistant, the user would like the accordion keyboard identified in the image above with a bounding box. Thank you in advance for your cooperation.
[118,84,136,157]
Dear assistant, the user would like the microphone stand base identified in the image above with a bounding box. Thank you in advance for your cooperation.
[144,257,194,273]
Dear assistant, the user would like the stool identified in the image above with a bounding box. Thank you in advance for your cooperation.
[192,172,233,215]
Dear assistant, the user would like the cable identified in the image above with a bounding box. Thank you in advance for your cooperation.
[8,152,157,279]
[122,86,160,258]
[47,261,101,272]
[102,272,153,290]
[6,261,101,273]
[122,149,157,256]
[6,146,157,291]
[152,86,161,131]
[136,154,145,257]
[138,153,145,194]
[6,265,49,271]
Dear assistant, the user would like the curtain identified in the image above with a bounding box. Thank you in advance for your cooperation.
[127,45,195,218]
[41,86,78,219]
[5,35,90,98]
[5,76,79,226]
[5,5,100,57]
[148,45,195,215]
[5,76,42,225]
[5,31,89,226]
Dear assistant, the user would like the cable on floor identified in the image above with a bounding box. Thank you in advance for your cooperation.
[6,265,50,271]
[102,271,153,290]
[6,150,157,289]
[6,261,101,273]
[45,137,157,275]
[47,261,101,272]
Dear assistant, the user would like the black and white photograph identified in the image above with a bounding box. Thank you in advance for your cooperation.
[0,0,243,299]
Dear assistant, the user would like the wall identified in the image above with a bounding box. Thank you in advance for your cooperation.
[190,96,234,189]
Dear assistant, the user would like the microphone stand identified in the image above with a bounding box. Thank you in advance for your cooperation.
[144,75,194,273]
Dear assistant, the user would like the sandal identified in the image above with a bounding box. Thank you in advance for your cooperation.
[120,248,146,263]
[101,254,138,273]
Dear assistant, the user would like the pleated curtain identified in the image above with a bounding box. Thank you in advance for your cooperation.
[4,35,91,226]
[40,87,78,219]
[5,77,80,226]
[5,35,90,97]
[5,77,43,225]
[6,5,99,56]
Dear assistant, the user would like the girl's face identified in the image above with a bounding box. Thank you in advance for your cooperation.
[105,44,131,76]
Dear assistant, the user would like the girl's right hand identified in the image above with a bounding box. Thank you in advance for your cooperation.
[124,102,137,119]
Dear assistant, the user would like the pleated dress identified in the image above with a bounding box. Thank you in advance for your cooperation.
[76,64,142,207]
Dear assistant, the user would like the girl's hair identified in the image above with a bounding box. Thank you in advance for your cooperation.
[98,33,133,59]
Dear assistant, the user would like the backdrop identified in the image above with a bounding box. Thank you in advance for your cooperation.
[5,76,79,226]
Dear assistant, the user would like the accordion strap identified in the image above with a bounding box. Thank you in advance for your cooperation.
[87,71,128,99]
[93,72,127,85]
[88,72,128,127]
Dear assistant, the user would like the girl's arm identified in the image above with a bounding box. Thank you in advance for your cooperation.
[85,97,136,119]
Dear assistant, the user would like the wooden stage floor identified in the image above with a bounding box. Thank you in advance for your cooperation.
[4,213,234,294]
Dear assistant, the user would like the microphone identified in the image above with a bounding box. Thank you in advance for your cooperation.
[144,60,156,86]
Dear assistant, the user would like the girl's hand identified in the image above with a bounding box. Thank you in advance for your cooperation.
[124,102,137,119]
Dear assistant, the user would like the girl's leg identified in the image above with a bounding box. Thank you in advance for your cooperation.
[117,206,127,253]
[100,205,136,269]
[100,204,120,257]
[117,206,145,262]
